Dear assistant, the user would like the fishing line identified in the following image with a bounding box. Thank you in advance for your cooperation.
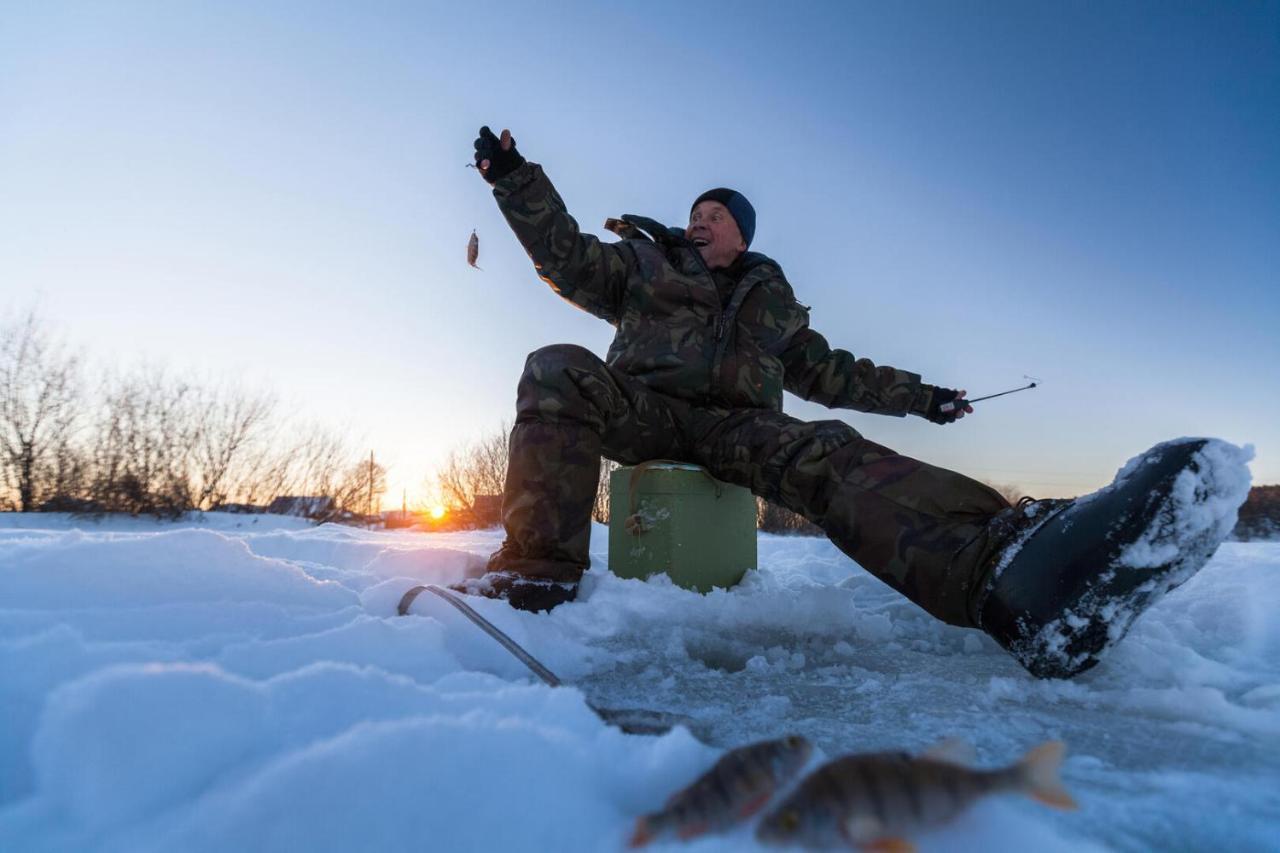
[397,583,694,736]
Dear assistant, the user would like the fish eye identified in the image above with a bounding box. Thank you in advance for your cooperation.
[781,811,799,831]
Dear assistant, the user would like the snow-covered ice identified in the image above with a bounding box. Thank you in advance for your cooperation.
[1,509,1277,851]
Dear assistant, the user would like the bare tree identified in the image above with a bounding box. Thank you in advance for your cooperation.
[0,312,83,511]
[987,482,1027,505]
[88,368,196,518]
[593,458,620,523]
[333,454,388,516]
[234,422,353,506]
[0,455,14,511]
[45,434,89,503]
[437,422,509,511]
[756,496,823,535]
[190,385,275,510]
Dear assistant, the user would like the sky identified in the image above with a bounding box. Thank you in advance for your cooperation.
[1,0,1277,504]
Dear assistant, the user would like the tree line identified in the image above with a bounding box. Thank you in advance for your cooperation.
[0,311,384,518]
[1235,485,1280,540]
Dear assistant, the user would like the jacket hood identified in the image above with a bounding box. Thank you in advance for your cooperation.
[607,214,774,274]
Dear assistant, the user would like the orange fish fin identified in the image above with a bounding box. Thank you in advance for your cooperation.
[738,791,772,819]
[676,821,709,841]
[1019,740,1078,811]
[863,838,917,853]
[627,817,653,848]
[920,737,977,766]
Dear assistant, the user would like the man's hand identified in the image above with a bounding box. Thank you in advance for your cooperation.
[473,126,525,184]
[926,387,972,424]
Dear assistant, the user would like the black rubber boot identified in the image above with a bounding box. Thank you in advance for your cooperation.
[448,571,578,614]
[978,438,1245,679]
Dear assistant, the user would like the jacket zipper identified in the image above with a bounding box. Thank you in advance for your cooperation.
[688,250,736,343]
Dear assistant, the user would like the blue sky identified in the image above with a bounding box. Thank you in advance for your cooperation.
[2,1,1277,503]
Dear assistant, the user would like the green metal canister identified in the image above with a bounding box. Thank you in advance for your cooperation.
[607,461,756,592]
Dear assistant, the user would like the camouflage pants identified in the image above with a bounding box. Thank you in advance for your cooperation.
[490,344,1011,627]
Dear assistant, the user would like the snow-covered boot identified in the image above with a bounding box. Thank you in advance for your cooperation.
[976,438,1251,679]
[448,571,578,614]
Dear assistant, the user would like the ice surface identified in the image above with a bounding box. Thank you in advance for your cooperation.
[0,511,1276,851]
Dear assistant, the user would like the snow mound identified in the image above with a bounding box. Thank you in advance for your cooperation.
[0,529,355,610]
[1,499,1276,851]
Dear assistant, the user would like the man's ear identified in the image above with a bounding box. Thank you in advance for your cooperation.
[737,240,747,253]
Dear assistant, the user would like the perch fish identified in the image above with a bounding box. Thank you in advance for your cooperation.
[629,735,813,847]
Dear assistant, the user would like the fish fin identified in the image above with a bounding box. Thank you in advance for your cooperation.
[676,821,709,841]
[627,817,654,848]
[841,814,886,846]
[738,791,772,819]
[863,838,916,853]
[1019,740,1078,811]
[920,737,977,766]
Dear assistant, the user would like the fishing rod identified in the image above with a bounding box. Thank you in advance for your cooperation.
[940,380,1039,414]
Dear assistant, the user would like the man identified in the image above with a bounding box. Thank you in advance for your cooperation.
[455,126,1243,679]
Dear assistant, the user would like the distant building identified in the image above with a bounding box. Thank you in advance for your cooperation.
[383,509,417,529]
[267,496,336,519]
[210,502,265,515]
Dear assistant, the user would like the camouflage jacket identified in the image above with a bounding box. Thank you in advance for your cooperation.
[493,162,936,416]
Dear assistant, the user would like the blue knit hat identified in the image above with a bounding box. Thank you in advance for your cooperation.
[691,188,756,249]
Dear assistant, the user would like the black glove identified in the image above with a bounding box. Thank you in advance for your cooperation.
[926,387,971,425]
[473,126,525,184]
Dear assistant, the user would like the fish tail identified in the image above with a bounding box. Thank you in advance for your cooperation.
[1017,741,1077,810]
[920,737,977,766]
[627,816,654,848]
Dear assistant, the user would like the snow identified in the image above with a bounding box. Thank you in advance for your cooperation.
[1117,439,1253,570]
[1,508,1277,851]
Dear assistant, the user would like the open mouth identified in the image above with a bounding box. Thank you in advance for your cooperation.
[692,237,710,247]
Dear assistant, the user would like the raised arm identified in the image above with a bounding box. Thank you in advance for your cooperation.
[474,126,632,324]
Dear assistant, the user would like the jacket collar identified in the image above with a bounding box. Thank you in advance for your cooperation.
[611,214,775,275]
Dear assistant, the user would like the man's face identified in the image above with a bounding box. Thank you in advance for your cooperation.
[686,201,746,269]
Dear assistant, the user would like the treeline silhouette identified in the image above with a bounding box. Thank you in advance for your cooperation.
[1235,485,1280,540]
[0,311,383,519]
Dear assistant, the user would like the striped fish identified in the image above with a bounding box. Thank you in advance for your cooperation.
[629,735,813,848]
[755,740,1076,851]
[467,229,482,269]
